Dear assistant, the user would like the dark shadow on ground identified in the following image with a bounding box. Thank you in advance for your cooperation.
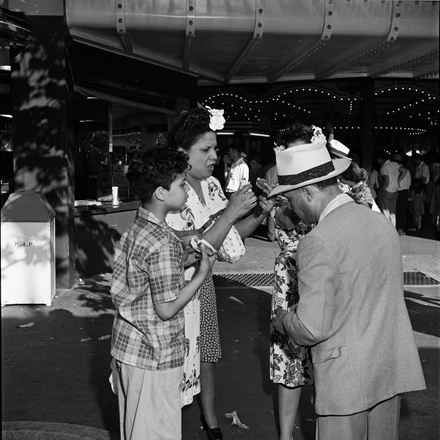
[75,274,113,312]
[1,308,119,438]
[405,293,440,338]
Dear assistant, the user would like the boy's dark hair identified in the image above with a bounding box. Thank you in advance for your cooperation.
[167,108,211,152]
[126,148,188,203]
[340,162,368,183]
[277,121,314,146]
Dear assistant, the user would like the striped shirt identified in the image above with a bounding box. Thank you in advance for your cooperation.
[110,207,186,370]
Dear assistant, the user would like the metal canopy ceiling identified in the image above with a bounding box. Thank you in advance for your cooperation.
[66,0,439,86]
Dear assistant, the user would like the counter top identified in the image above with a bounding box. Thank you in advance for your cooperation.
[74,201,140,217]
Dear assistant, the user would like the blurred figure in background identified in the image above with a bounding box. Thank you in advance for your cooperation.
[248,150,263,195]
[376,150,401,227]
[393,153,412,236]
[212,147,231,192]
[410,183,425,232]
[224,142,249,199]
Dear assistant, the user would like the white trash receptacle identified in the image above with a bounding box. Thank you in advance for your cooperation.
[1,190,56,306]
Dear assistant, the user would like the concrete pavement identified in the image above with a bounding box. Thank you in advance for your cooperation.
[1,232,439,439]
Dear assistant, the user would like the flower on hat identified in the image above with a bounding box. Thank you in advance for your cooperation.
[310,126,327,146]
[273,142,286,155]
[205,106,226,131]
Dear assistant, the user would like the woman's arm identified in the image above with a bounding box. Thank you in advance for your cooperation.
[199,184,257,249]
[154,245,217,320]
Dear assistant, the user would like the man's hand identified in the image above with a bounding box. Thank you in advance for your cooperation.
[272,307,289,334]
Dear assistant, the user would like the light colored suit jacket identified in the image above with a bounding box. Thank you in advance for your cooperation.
[283,199,426,416]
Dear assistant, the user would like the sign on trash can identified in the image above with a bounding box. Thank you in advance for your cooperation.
[1,190,56,306]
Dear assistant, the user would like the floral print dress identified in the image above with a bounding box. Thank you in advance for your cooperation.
[166,176,229,407]
[269,206,314,388]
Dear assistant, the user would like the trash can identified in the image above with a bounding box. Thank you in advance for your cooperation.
[1,190,56,306]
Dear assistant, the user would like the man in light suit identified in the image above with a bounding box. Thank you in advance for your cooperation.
[270,142,426,440]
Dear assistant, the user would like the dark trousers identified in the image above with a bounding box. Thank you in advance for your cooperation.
[396,189,409,233]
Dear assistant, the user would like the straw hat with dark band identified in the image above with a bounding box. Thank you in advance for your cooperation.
[268,142,351,198]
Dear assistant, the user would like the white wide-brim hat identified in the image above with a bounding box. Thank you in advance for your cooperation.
[268,142,351,198]
[327,139,351,159]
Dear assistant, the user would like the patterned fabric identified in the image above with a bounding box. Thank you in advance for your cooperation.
[269,207,314,387]
[111,207,186,371]
[348,182,375,208]
[200,275,221,363]
[166,176,230,406]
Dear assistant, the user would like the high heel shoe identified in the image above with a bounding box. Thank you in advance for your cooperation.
[200,414,223,440]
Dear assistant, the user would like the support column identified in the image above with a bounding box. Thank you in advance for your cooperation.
[359,78,375,170]
[11,14,76,288]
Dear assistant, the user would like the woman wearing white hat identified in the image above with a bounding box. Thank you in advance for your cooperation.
[267,122,326,440]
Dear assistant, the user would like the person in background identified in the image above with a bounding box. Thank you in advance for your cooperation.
[426,151,439,227]
[271,142,426,440]
[212,147,231,192]
[367,165,380,202]
[393,153,412,236]
[327,139,353,194]
[165,106,274,440]
[248,150,263,195]
[110,148,217,440]
[324,122,335,146]
[376,150,402,227]
[409,181,425,232]
[430,179,440,238]
[224,141,250,199]
[412,153,430,186]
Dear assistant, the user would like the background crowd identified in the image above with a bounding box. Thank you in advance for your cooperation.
[214,129,439,241]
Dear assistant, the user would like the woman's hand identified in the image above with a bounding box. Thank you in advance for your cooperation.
[255,177,274,195]
[196,244,217,276]
[224,184,258,222]
[183,244,200,268]
[257,194,277,214]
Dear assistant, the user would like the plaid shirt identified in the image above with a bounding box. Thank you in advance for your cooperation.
[110,207,186,370]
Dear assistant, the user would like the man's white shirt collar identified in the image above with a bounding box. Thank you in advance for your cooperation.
[318,193,353,223]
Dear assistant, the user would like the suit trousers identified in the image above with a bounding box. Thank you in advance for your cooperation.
[316,395,401,440]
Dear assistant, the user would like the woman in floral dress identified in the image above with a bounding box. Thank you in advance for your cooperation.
[266,122,325,440]
[165,106,274,439]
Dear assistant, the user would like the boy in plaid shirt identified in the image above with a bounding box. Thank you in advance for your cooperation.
[110,148,216,440]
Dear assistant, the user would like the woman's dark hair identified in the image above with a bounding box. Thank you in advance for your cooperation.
[126,148,188,203]
[167,108,211,151]
[340,162,368,183]
[315,177,338,190]
[276,121,315,146]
